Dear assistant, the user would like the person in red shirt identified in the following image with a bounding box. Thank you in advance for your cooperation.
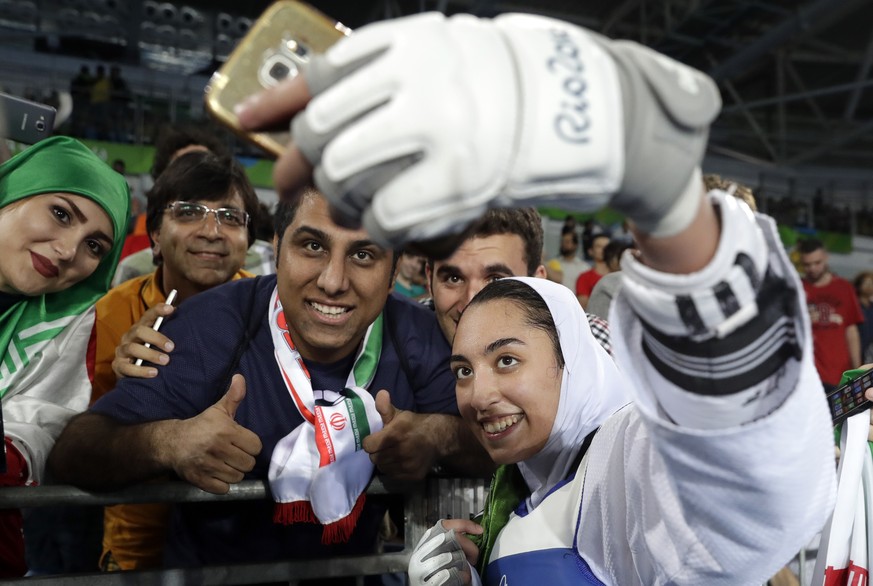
[799,238,863,390]
[575,233,611,309]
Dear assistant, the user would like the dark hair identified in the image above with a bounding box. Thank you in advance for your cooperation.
[273,186,314,256]
[560,226,579,244]
[466,279,564,369]
[702,173,757,211]
[151,125,230,179]
[603,240,630,268]
[797,238,825,255]
[254,202,275,242]
[467,208,544,276]
[854,271,873,295]
[273,187,398,269]
[590,233,611,247]
[146,151,259,255]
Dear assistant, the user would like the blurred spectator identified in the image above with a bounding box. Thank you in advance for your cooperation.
[586,240,634,321]
[854,271,873,364]
[799,238,863,390]
[88,66,110,140]
[610,218,634,246]
[109,67,131,142]
[703,174,758,211]
[575,233,610,310]
[394,251,428,299]
[580,218,604,261]
[545,227,589,291]
[150,124,230,180]
[69,65,93,137]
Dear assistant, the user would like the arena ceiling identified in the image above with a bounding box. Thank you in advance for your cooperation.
[183,0,873,176]
[4,0,873,177]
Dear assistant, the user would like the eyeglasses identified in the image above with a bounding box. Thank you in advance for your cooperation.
[164,201,250,228]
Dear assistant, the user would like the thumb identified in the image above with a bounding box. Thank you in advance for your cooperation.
[375,389,397,426]
[215,374,247,420]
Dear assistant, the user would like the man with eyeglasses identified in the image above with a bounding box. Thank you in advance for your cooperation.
[86,149,260,571]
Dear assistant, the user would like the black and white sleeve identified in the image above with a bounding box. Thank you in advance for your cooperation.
[615,189,808,427]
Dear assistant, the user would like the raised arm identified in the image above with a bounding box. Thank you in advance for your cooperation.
[232,12,836,585]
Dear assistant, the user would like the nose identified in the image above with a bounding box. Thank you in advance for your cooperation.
[317,254,349,295]
[54,234,78,262]
[196,211,223,238]
[467,369,500,412]
[457,282,480,314]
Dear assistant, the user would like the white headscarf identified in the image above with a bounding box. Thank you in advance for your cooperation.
[508,277,632,508]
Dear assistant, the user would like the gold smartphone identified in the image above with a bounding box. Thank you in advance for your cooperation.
[204,1,350,157]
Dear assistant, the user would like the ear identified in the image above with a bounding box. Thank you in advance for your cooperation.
[272,233,279,262]
[149,229,162,262]
[533,264,548,279]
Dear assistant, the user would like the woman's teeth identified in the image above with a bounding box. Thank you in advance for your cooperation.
[483,414,522,434]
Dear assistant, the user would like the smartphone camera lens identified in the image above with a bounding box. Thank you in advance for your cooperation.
[35,119,45,132]
[259,54,298,88]
[269,61,290,82]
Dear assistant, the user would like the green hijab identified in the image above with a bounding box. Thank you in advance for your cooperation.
[0,136,129,397]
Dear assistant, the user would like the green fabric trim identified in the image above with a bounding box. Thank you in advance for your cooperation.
[471,464,530,583]
[352,313,383,389]
[344,392,370,450]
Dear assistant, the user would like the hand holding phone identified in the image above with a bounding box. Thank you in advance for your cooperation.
[828,367,873,426]
[134,289,178,367]
[205,1,348,156]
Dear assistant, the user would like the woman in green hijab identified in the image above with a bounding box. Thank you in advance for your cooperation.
[0,136,128,577]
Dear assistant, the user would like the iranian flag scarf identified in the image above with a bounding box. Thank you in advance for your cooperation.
[267,287,383,544]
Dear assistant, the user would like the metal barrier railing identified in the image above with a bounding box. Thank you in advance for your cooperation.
[0,478,818,585]
[0,476,488,585]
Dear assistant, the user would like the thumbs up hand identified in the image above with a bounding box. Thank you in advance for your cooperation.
[362,390,439,480]
[375,388,398,426]
[169,374,263,494]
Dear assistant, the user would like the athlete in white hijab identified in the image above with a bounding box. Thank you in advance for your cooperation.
[505,277,629,509]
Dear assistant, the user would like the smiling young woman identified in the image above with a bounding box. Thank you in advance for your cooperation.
[0,136,129,576]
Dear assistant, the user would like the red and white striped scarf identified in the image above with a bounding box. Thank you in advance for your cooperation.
[267,287,384,544]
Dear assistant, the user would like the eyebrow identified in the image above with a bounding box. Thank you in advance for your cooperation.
[59,196,87,223]
[435,262,516,279]
[60,196,113,245]
[191,192,245,210]
[449,337,524,364]
[293,226,385,253]
[485,337,524,355]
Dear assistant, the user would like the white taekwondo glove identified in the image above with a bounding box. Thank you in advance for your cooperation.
[408,521,471,586]
[292,12,721,247]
